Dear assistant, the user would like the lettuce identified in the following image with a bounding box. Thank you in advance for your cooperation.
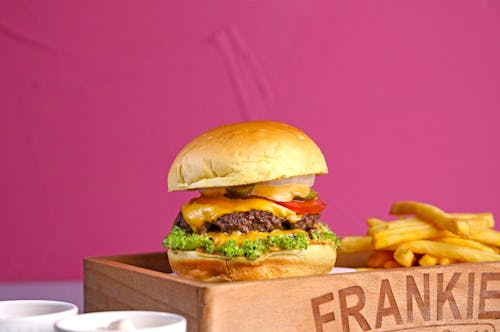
[163,223,339,260]
[268,233,308,250]
[163,226,215,253]
[311,223,341,248]
[241,238,267,259]
[219,239,244,258]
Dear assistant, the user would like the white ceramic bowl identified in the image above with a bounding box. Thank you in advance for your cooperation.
[0,300,78,332]
[54,311,186,332]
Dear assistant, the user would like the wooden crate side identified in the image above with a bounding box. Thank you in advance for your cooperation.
[335,251,371,268]
[103,251,171,273]
[84,256,205,332]
[84,253,500,331]
[201,262,500,332]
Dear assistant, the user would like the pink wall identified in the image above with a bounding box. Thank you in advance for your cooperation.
[1,1,499,281]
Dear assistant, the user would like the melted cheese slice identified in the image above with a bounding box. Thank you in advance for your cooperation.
[181,196,301,231]
[251,183,310,202]
[207,229,308,246]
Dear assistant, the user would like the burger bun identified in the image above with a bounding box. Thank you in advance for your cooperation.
[167,243,337,282]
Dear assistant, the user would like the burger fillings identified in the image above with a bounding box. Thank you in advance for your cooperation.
[163,121,340,282]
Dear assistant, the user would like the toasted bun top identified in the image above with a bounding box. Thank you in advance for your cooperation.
[168,121,328,191]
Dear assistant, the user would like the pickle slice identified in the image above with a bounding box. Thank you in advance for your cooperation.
[294,188,318,201]
[225,184,255,197]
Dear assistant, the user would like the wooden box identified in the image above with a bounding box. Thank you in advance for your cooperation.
[84,252,500,332]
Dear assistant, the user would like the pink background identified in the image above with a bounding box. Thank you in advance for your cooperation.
[1,1,499,281]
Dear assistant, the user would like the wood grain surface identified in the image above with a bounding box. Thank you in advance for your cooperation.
[84,252,500,332]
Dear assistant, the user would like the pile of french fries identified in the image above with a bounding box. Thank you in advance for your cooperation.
[340,201,500,268]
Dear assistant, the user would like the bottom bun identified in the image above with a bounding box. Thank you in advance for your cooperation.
[167,243,337,282]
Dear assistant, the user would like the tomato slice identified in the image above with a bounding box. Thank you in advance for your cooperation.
[276,197,326,214]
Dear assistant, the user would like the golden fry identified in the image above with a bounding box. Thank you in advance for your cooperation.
[367,218,386,228]
[393,247,416,267]
[367,224,386,235]
[371,222,443,250]
[438,257,457,265]
[384,217,429,228]
[339,236,374,253]
[438,237,499,254]
[390,201,470,236]
[368,218,430,236]
[397,240,500,263]
[470,229,500,247]
[418,254,439,266]
[451,212,494,228]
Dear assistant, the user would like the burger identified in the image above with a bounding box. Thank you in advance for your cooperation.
[163,121,339,282]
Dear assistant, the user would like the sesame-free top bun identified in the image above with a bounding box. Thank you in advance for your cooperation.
[168,121,328,191]
[167,242,337,282]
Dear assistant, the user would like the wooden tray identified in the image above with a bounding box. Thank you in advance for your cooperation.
[84,251,500,332]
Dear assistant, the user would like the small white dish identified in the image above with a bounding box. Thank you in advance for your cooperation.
[0,300,78,332]
[54,311,186,332]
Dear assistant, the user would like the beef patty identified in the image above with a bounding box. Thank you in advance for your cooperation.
[173,210,320,234]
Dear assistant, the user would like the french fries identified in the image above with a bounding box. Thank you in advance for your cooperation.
[438,237,499,254]
[390,201,470,236]
[470,229,500,247]
[393,247,416,267]
[339,200,500,269]
[371,220,443,250]
[418,254,439,266]
[451,213,494,229]
[339,235,373,254]
[396,240,500,264]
